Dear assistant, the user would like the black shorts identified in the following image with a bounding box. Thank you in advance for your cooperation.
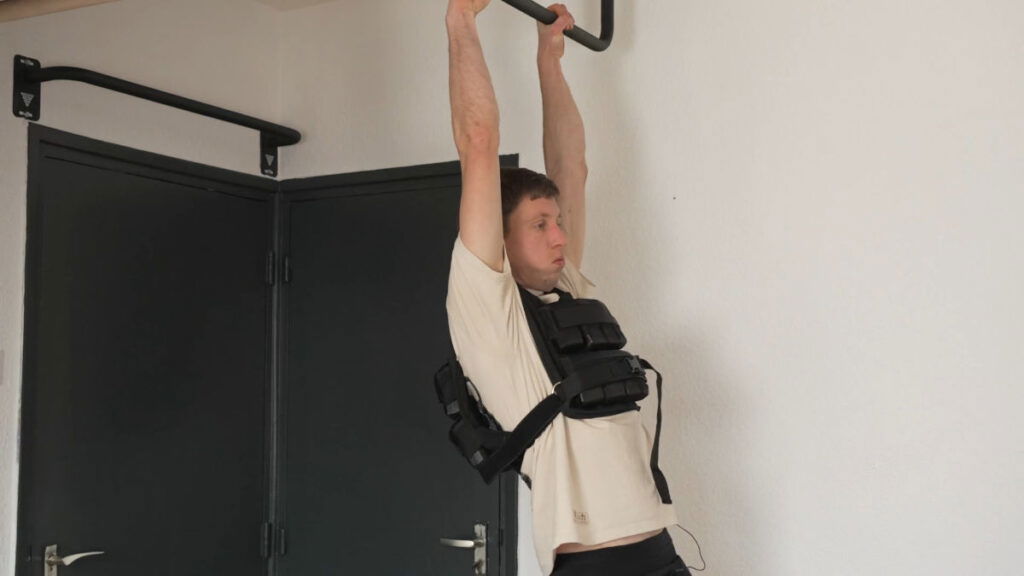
[550,529,692,576]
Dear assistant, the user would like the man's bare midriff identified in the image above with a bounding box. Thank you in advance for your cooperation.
[555,528,663,554]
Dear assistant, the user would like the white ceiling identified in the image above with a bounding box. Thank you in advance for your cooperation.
[0,0,119,23]
[251,0,343,10]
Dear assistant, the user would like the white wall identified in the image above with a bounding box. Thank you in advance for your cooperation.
[3,1,1022,575]
[0,1,281,573]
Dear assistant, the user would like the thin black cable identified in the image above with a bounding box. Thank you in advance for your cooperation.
[672,523,707,572]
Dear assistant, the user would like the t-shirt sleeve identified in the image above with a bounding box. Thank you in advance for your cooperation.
[445,235,518,350]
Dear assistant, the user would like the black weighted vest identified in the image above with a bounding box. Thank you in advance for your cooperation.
[435,285,672,504]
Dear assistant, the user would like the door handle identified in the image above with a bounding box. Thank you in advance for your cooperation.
[440,522,487,575]
[44,545,105,576]
[439,537,483,549]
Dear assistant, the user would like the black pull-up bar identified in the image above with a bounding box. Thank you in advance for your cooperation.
[502,0,614,52]
[12,55,301,177]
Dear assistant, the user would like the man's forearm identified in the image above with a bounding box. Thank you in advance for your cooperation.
[539,56,586,180]
[539,51,586,267]
[448,10,499,155]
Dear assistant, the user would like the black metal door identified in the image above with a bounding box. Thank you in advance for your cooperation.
[16,125,274,576]
[276,160,518,576]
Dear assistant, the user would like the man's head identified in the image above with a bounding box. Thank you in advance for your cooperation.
[500,167,567,292]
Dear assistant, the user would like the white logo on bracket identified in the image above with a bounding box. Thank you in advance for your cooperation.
[265,154,276,166]
[20,92,35,107]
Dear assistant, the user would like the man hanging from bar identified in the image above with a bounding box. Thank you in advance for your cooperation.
[442,2,692,575]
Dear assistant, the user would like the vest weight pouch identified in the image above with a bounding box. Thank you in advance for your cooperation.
[434,358,517,469]
[556,349,648,417]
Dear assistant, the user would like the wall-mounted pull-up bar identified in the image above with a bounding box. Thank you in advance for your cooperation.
[11,55,301,177]
[502,0,614,52]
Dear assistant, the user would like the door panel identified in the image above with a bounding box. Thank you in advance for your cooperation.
[278,164,516,576]
[17,126,273,576]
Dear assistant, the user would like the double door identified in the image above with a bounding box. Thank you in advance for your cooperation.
[16,125,515,576]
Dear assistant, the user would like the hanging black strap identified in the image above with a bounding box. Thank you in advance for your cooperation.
[641,357,672,504]
[476,394,565,483]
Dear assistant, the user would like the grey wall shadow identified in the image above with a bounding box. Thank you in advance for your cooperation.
[597,3,765,572]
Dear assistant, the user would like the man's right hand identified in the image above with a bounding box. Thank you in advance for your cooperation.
[448,0,491,17]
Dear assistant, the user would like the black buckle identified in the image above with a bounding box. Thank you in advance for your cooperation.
[626,356,643,375]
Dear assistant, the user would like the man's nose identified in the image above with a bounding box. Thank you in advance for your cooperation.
[551,223,567,246]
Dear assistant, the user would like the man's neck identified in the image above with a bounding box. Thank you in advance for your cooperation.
[520,284,559,297]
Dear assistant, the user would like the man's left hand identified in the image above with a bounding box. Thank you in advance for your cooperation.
[538,3,575,60]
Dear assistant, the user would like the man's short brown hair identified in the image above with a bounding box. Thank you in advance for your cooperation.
[500,167,560,236]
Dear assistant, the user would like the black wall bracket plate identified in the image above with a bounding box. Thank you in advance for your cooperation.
[13,55,42,121]
[260,132,279,177]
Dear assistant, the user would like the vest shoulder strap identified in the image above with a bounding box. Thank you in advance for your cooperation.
[517,284,571,381]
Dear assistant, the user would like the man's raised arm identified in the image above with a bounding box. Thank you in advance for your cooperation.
[538,4,587,269]
[448,0,504,273]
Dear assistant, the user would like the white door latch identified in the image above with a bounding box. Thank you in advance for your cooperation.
[44,545,105,576]
[440,522,487,575]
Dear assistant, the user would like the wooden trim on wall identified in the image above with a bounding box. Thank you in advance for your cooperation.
[0,0,119,23]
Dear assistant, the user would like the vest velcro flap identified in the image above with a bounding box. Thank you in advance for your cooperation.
[434,359,465,420]
[549,298,617,329]
[451,420,508,467]
[556,351,649,407]
[544,298,627,353]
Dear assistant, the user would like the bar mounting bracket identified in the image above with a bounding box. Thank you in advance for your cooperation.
[501,0,614,52]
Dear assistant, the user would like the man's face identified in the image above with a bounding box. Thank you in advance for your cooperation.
[505,195,567,291]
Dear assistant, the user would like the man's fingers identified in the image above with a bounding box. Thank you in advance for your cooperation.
[560,12,574,30]
[545,3,575,30]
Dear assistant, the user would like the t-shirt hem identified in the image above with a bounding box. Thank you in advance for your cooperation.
[543,513,679,575]
[553,515,677,550]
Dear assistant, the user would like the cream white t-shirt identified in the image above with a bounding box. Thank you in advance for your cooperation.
[445,235,678,575]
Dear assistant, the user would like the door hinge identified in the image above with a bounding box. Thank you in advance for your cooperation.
[261,522,273,558]
[260,523,287,558]
[265,251,276,286]
[266,252,290,285]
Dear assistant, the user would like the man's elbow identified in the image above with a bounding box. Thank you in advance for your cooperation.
[577,162,589,182]
[456,127,500,158]
[551,161,588,185]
